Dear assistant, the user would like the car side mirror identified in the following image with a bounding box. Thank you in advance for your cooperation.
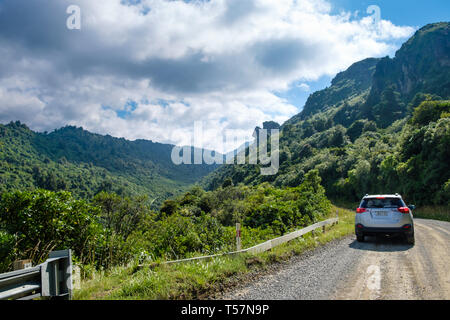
[408,205,415,210]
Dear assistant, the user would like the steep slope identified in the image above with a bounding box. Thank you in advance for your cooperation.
[363,22,450,127]
[203,22,450,205]
[287,57,380,124]
[0,122,218,206]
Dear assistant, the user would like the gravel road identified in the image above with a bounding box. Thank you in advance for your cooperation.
[220,218,450,300]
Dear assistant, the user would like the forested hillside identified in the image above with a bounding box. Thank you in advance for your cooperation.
[0,122,218,206]
[203,22,450,205]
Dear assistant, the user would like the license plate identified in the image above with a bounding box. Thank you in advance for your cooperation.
[375,211,388,216]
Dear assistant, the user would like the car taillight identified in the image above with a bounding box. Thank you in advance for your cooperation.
[356,208,367,213]
[398,207,410,214]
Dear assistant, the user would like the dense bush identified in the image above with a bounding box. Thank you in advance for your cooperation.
[0,189,104,270]
[243,171,331,233]
[0,189,155,272]
[410,100,450,126]
[134,212,227,260]
[164,170,331,237]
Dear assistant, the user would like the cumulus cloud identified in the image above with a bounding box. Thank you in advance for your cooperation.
[297,83,311,92]
[0,0,415,152]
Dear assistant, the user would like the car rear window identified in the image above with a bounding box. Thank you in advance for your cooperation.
[360,198,405,208]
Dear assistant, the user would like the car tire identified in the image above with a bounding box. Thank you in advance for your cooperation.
[356,234,364,242]
[406,233,415,245]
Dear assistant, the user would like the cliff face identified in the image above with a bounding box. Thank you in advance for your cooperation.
[287,23,449,129]
[395,22,450,96]
[366,22,450,121]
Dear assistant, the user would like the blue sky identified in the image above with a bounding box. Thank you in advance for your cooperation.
[331,0,450,27]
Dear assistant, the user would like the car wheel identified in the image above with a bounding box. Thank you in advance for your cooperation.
[405,233,415,245]
[356,234,364,242]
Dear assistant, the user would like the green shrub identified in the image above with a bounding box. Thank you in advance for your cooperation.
[0,230,16,271]
[0,189,104,271]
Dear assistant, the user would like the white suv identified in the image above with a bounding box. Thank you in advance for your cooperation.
[355,194,415,245]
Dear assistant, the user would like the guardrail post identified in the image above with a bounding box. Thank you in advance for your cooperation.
[0,249,73,300]
[41,249,73,300]
[73,265,81,290]
[236,223,242,251]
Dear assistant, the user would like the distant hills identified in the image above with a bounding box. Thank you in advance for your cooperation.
[0,122,219,207]
[203,22,450,205]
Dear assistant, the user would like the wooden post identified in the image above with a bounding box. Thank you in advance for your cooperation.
[336,209,339,225]
[13,259,32,270]
[322,225,326,233]
[236,223,241,251]
[73,265,81,290]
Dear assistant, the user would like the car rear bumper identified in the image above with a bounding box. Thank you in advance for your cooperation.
[355,224,413,235]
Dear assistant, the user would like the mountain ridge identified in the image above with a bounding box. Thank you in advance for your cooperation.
[202,22,450,205]
[0,121,219,206]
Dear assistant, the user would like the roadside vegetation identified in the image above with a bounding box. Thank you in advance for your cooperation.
[1,168,350,300]
[413,206,450,222]
[0,170,331,274]
[74,206,355,300]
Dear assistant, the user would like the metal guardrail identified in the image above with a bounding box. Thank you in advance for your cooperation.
[163,217,339,265]
[0,249,73,300]
[245,217,338,254]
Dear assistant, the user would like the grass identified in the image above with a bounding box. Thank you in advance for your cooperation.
[330,198,359,211]
[413,205,450,222]
[73,206,355,300]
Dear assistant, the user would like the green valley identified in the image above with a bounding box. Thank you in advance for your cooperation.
[0,122,218,206]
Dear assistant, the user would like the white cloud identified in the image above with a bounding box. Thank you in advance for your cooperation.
[0,0,415,152]
[297,83,311,92]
